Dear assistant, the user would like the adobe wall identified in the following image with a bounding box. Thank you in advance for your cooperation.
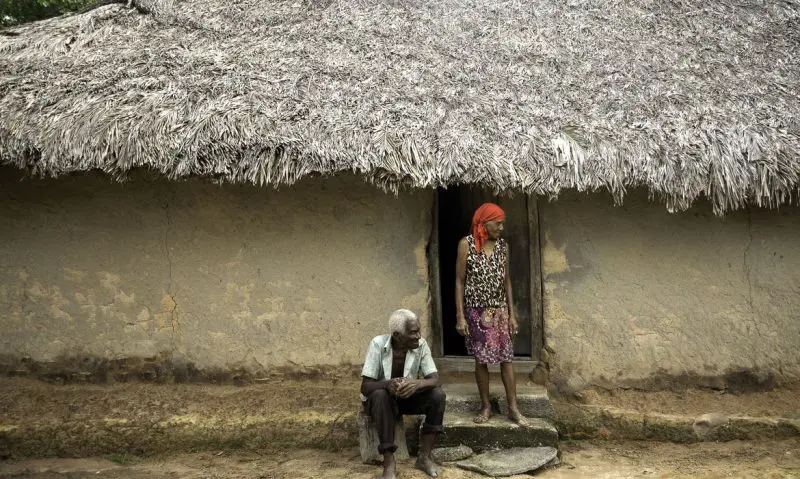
[0,168,433,381]
[539,190,800,392]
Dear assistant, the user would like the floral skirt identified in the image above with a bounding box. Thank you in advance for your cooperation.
[465,307,513,364]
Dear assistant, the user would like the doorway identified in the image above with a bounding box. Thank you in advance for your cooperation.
[433,186,543,360]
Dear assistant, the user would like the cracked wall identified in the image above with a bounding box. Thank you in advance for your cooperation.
[0,168,433,376]
[539,190,800,392]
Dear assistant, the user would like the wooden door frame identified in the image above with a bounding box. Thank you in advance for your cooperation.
[427,190,544,361]
[427,191,444,358]
[526,194,545,359]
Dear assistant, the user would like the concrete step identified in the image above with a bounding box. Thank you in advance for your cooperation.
[443,382,555,421]
[437,357,539,376]
[438,411,558,452]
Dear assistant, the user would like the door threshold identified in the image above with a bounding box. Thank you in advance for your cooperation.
[437,356,539,375]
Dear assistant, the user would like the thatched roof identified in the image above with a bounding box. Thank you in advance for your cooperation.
[1,0,798,213]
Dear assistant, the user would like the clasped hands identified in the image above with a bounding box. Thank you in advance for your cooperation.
[386,377,420,398]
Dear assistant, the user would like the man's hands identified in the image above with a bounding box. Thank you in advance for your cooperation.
[387,377,420,398]
[396,378,420,398]
[386,378,401,396]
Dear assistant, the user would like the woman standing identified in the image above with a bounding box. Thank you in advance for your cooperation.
[455,202,529,425]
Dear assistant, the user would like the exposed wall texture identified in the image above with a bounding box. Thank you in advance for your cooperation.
[5,168,799,391]
[539,190,800,392]
[0,168,433,379]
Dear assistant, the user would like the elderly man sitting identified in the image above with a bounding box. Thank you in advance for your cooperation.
[361,309,446,479]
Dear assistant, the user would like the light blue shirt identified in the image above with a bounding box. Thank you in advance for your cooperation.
[360,335,438,400]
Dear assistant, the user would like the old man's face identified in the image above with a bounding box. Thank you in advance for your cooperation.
[399,318,422,350]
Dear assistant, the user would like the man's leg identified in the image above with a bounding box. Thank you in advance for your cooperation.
[398,387,446,477]
[367,389,399,479]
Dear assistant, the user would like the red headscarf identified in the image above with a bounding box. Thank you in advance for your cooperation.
[471,203,505,255]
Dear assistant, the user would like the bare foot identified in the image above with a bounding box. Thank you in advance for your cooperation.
[508,408,530,427]
[380,453,396,479]
[473,407,492,424]
[415,455,441,477]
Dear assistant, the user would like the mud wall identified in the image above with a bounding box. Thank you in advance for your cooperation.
[0,168,433,380]
[539,190,800,392]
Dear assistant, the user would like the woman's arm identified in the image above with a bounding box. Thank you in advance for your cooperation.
[505,242,519,336]
[455,238,469,337]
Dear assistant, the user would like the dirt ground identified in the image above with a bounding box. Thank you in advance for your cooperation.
[2,377,798,425]
[0,377,356,424]
[0,439,798,478]
[577,386,800,418]
[2,377,799,477]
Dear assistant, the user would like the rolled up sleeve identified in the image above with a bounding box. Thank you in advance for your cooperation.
[361,339,381,379]
[419,341,438,377]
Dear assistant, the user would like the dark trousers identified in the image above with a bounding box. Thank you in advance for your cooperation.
[365,387,446,454]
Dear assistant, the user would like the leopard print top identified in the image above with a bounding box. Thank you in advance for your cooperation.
[464,235,508,308]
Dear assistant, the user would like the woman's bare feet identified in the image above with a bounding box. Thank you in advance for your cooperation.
[508,407,530,427]
[380,453,396,479]
[415,455,441,477]
[473,407,492,424]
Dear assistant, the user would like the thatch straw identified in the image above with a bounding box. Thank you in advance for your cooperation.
[1,0,798,213]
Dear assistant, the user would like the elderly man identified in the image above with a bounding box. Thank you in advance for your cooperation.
[361,309,446,479]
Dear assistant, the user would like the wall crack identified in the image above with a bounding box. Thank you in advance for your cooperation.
[164,200,179,351]
[742,208,760,338]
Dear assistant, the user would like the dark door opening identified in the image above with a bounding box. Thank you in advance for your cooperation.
[436,186,540,358]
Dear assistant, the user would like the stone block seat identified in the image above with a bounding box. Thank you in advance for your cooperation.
[357,409,410,464]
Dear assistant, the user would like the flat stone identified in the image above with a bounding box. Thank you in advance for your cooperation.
[456,447,558,476]
[693,413,730,438]
[431,445,474,463]
[694,413,729,428]
[439,411,558,452]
